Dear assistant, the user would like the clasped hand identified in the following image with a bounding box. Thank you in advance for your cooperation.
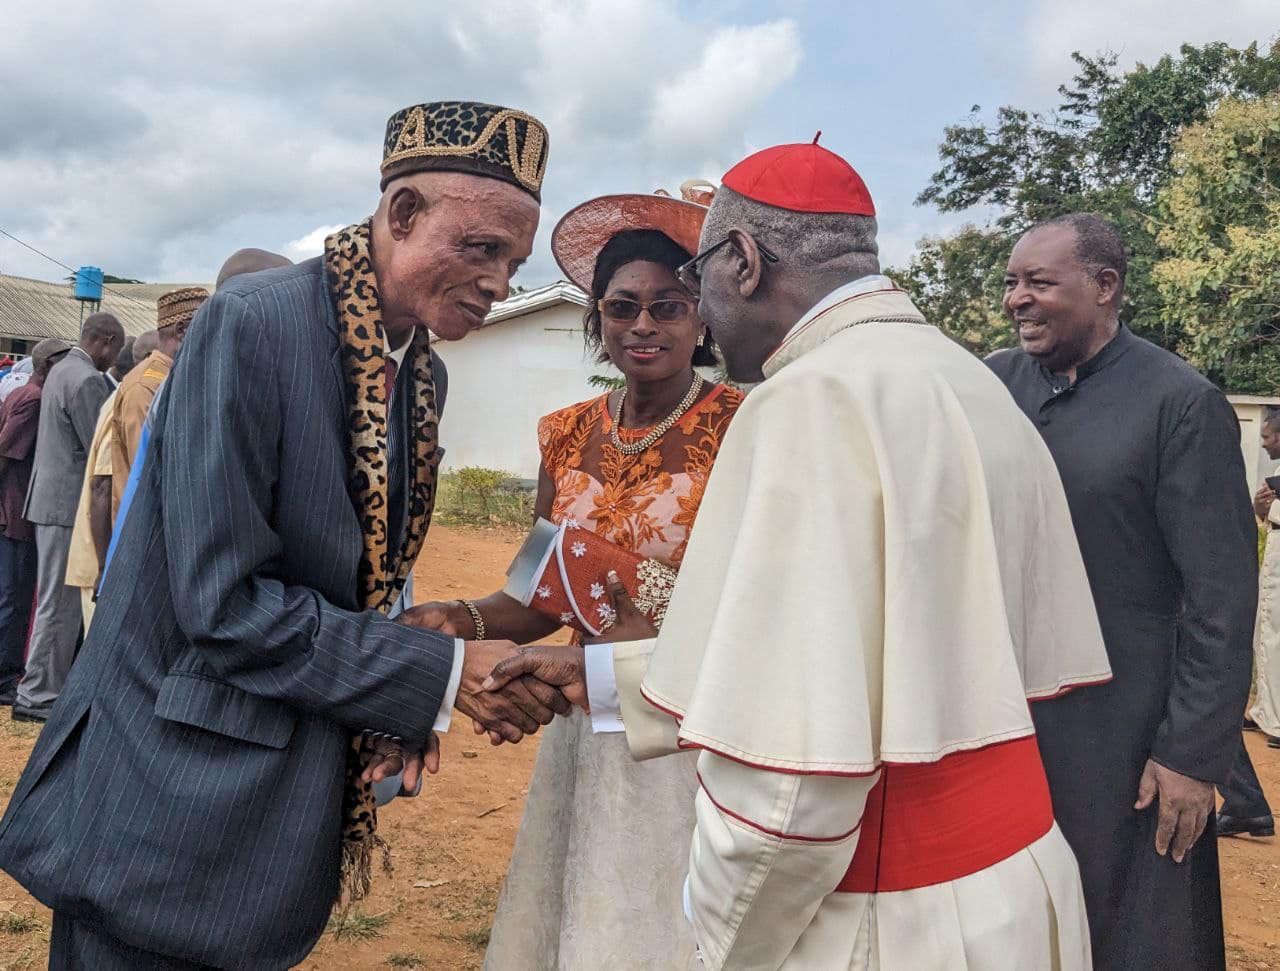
[477,571,656,743]
[396,606,574,745]
[400,572,654,746]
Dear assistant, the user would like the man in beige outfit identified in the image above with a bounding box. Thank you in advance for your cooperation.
[65,331,161,628]
[1248,407,1280,739]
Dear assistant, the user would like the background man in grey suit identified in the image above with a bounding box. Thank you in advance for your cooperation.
[0,338,71,706]
[0,101,561,969]
[15,312,122,722]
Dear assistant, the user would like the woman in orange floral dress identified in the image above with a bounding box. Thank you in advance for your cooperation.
[414,190,744,969]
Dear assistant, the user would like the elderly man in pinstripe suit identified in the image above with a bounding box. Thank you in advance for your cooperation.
[0,102,560,969]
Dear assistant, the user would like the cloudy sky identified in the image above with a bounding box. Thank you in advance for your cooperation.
[0,0,1274,287]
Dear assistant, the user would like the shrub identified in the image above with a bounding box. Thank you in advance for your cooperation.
[436,467,534,528]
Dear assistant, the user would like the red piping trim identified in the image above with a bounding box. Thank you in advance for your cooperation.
[640,685,883,777]
[764,286,905,367]
[696,773,864,843]
[1027,675,1113,702]
[643,686,1045,778]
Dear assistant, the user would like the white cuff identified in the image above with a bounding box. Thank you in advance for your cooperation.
[682,873,693,924]
[432,638,465,733]
[584,642,625,733]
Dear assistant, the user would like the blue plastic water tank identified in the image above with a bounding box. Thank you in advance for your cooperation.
[73,266,104,301]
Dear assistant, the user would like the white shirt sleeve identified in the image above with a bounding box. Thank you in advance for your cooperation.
[584,642,625,733]
[686,750,878,969]
[431,638,465,733]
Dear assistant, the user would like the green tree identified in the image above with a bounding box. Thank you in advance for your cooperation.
[587,373,626,392]
[65,273,145,285]
[1152,95,1280,393]
[910,40,1280,362]
[890,226,1016,354]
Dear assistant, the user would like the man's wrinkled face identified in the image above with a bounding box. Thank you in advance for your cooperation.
[380,175,540,341]
[1003,225,1107,373]
[1262,420,1280,460]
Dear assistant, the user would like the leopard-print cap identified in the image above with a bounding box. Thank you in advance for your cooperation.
[380,101,549,200]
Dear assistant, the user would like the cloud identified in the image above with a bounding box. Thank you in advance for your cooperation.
[1014,0,1278,98]
[0,1,803,287]
[283,224,346,264]
[649,21,803,170]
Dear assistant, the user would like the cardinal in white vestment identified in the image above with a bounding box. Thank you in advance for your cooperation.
[483,140,1113,970]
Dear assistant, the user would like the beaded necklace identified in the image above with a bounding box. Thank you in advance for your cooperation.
[609,375,705,456]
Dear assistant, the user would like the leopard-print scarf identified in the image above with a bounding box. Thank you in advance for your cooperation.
[324,219,442,904]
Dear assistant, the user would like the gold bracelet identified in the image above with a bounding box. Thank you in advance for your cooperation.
[459,599,486,640]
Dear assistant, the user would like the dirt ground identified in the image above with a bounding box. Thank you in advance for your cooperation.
[0,524,1279,969]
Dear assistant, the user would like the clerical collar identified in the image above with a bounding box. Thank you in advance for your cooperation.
[1042,324,1132,389]
[1075,324,1131,380]
[779,274,896,345]
[762,275,925,379]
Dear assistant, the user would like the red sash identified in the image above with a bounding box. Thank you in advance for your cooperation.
[837,735,1053,893]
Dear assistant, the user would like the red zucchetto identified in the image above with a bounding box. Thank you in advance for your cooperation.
[721,133,876,216]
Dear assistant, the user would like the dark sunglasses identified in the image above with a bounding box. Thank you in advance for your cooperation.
[676,235,780,294]
[597,297,695,323]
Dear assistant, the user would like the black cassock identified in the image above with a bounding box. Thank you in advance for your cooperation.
[988,327,1257,971]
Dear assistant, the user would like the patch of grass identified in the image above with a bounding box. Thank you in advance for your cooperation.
[459,927,490,951]
[326,908,390,942]
[1,719,42,741]
[441,882,498,924]
[4,941,41,970]
[386,953,426,969]
[0,912,42,934]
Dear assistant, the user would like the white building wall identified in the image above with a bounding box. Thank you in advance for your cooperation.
[1230,395,1280,492]
[434,301,615,481]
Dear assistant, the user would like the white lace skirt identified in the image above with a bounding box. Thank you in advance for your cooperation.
[484,709,701,971]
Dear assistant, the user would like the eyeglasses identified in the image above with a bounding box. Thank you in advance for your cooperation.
[597,297,695,323]
[676,235,780,294]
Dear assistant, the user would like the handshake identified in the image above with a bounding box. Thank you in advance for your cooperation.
[361,571,656,792]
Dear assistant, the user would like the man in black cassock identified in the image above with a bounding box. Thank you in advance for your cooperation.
[987,213,1256,971]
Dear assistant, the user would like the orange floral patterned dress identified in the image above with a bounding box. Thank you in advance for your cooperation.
[537,383,745,564]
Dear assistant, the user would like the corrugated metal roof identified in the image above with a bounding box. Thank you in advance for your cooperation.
[0,273,582,345]
[483,280,588,324]
[0,274,212,342]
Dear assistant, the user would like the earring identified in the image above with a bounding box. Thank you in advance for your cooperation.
[697,333,706,346]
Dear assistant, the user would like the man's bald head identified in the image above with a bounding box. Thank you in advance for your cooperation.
[216,248,293,289]
[81,312,122,341]
[80,312,125,372]
[133,329,161,362]
[111,336,137,380]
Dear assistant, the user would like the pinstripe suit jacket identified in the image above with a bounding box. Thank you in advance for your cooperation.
[0,259,456,969]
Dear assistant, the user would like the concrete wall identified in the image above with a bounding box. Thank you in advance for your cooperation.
[1231,395,1280,493]
[434,301,615,481]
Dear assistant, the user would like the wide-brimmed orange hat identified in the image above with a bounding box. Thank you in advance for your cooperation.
[552,180,715,292]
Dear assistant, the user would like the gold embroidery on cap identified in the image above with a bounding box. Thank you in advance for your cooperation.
[391,106,427,155]
[382,108,548,192]
[507,115,548,190]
